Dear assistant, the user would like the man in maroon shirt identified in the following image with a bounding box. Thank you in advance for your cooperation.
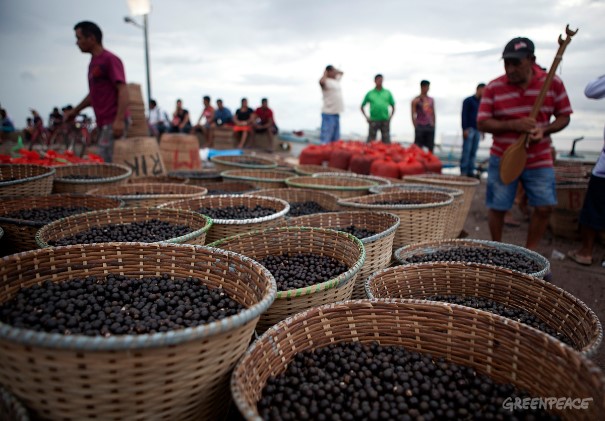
[253,98,277,147]
[65,21,129,162]
[478,37,572,250]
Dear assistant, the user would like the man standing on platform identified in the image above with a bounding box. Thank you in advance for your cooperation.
[319,65,344,144]
[460,83,485,177]
[361,74,395,143]
[411,80,436,152]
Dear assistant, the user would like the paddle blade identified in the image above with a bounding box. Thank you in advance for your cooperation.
[499,141,527,184]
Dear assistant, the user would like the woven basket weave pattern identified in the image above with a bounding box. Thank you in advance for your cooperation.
[0,164,55,197]
[0,386,29,421]
[285,175,378,199]
[250,188,341,213]
[286,211,400,299]
[366,262,601,356]
[88,183,207,207]
[231,299,605,420]
[52,163,132,194]
[0,243,276,420]
[220,169,294,189]
[210,155,278,172]
[294,164,346,176]
[312,172,392,186]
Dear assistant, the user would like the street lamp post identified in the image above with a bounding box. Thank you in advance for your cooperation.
[125,0,152,106]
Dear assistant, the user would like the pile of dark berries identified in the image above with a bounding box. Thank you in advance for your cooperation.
[169,171,220,179]
[258,253,348,290]
[0,177,18,182]
[196,205,276,219]
[400,247,542,274]
[60,174,105,180]
[258,341,560,421]
[0,274,244,336]
[373,199,424,205]
[330,225,377,239]
[5,206,93,223]
[426,294,572,346]
[235,159,267,165]
[287,201,327,217]
[49,219,193,246]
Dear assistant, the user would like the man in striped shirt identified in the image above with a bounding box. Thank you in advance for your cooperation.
[477,37,573,250]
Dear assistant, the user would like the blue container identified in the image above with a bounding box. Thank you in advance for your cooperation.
[207,149,243,159]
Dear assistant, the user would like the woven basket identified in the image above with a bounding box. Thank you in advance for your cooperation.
[35,207,213,248]
[52,163,132,194]
[0,385,29,421]
[404,174,479,237]
[221,169,295,189]
[210,155,278,172]
[366,262,602,356]
[294,164,348,176]
[370,183,465,238]
[231,299,605,420]
[285,175,378,199]
[209,227,365,333]
[312,171,392,186]
[286,211,400,299]
[0,164,55,197]
[338,191,454,249]
[127,174,189,184]
[88,183,207,207]
[167,169,223,185]
[249,188,341,215]
[159,194,290,243]
[394,238,550,278]
[0,194,124,254]
[0,242,276,421]
[202,181,258,195]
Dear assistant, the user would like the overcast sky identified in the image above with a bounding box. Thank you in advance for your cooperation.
[1,0,604,151]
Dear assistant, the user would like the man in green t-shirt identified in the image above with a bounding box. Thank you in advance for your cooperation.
[360,74,396,143]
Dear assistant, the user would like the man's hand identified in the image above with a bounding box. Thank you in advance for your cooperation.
[63,109,77,122]
[510,117,537,133]
[528,126,544,143]
[112,119,125,138]
[463,129,469,139]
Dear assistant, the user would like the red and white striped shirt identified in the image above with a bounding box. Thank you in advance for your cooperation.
[478,64,573,169]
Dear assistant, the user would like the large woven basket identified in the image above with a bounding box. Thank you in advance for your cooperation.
[88,183,207,207]
[0,385,29,421]
[52,163,132,194]
[370,183,464,238]
[286,211,400,299]
[338,191,454,249]
[231,299,605,420]
[0,243,276,421]
[285,175,378,199]
[394,238,550,278]
[0,194,124,254]
[294,164,347,176]
[221,169,295,189]
[167,169,222,185]
[366,262,602,356]
[35,207,213,248]
[312,171,392,186]
[404,174,479,237]
[249,188,341,215]
[127,174,189,184]
[209,227,365,333]
[210,155,278,172]
[0,164,55,197]
[159,194,290,243]
[203,181,258,195]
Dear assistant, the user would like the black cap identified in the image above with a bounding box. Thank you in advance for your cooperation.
[502,37,535,59]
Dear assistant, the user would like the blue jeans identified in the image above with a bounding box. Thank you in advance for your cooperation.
[320,113,340,143]
[460,128,480,176]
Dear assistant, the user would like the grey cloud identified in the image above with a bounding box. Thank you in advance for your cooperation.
[239,74,300,87]
[20,71,35,81]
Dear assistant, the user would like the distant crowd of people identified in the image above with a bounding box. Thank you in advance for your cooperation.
[147,96,278,149]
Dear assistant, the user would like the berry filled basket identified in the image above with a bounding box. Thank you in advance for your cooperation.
[0,194,124,254]
[221,169,295,190]
[293,164,347,176]
[52,163,132,194]
[365,262,602,356]
[285,175,378,199]
[286,211,400,299]
[210,154,278,172]
[370,183,465,238]
[88,183,207,207]
[231,299,605,420]
[0,242,277,421]
[338,191,454,249]
[203,181,258,195]
[209,226,365,333]
[312,171,393,186]
[35,207,213,247]
[159,194,290,243]
[249,188,341,216]
[394,238,550,278]
[0,164,55,197]
[167,169,223,185]
[127,174,189,184]
[0,386,29,421]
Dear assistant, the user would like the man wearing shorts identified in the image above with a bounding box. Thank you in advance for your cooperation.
[477,37,572,250]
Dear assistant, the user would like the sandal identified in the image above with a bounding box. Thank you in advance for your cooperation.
[567,250,592,266]
[504,217,521,227]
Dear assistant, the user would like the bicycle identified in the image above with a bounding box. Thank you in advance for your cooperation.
[51,115,97,157]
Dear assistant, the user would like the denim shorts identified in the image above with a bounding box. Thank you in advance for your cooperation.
[486,155,557,211]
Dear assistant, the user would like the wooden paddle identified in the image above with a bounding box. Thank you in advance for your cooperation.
[499,25,578,185]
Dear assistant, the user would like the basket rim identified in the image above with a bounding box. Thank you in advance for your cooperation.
[210,155,278,169]
[208,226,366,299]
[339,191,454,209]
[285,175,379,190]
[393,238,550,278]
[89,183,208,199]
[34,207,214,248]
[0,242,277,351]
[53,163,132,184]
[220,169,295,182]
[0,385,29,421]
[404,173,480,187]
[167,169,222,180]
[288,210,401,244]
[160,194,290,224]
[293,164,346,175]
[364,262,603,356]
[311,172,392,185]
[369,183,464,197]
[0,164,56,187]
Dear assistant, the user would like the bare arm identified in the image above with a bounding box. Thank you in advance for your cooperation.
[389,105,396,120]
[411,98,418,127]
[112,83,129,138]
[319,70,328,89]
[478,115,570,143]
[66,94,91,121]
[360,104,369,122]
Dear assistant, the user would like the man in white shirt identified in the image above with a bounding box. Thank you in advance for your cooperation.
[319,65,344,143]
[147,99,169,138]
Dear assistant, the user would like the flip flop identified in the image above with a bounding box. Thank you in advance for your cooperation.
[567,250,592,266]
[504,217,521,227]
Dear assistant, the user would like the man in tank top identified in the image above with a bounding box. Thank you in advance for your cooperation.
[411,80,436,153]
